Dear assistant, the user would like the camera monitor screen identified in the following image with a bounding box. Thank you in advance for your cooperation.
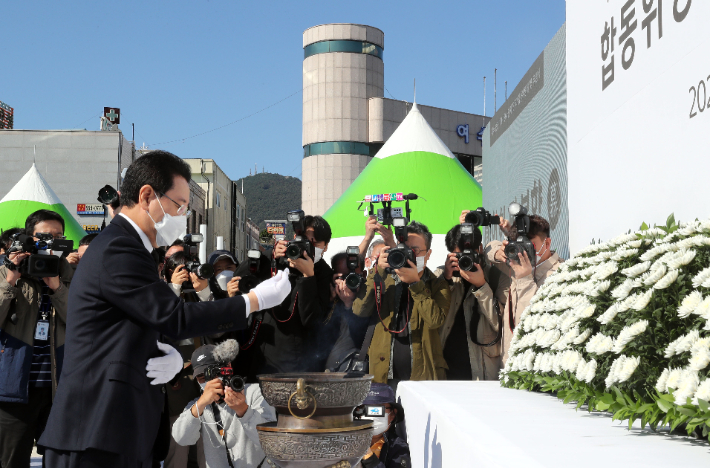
[366,405,385,417]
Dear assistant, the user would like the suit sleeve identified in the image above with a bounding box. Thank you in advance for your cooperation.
[100,236,247,340]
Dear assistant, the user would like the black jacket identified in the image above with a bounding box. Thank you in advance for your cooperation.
[361,428,412,468]
[38,215,248,461]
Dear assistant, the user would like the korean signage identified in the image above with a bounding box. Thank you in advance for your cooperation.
[77,204,105,215]
[265,220,287,236]
[0,101,13,129]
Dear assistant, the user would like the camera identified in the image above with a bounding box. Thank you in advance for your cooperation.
[454,223,480,275]
[344,246,364,291]
[204,363,245,393]
[182,233,204,258]
[465,208,500,228]
[286,210,314,261]
[6,233,73,277]
[238,249,262,293]
[504,202,536,265]
[387,218,415,270]
[97,185,120,210]
[184,260,214,280]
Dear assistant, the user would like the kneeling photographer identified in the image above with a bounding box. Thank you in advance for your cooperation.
[0,210,74,468]
[437,222,502,381]
[172,340,276,468]
[352,220,450,388]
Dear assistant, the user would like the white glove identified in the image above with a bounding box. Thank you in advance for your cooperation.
[252,268,292,310]
[146,341,184,385]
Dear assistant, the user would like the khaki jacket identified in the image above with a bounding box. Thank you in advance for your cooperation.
[485,240,563,363]
[434,267,502,380]
[352,265,451,383]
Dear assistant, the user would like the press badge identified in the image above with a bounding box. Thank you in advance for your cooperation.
[35,321,49,341]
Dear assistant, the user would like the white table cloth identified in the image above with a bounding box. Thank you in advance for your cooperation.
[397,380,708,468]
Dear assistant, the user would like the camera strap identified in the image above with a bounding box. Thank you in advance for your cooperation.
[471,298,502,348]
[240,312,262,350]
[211,402,235,468]
[508,289,516,332]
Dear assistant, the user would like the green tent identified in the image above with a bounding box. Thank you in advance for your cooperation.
[323,103,482,267]
[0,163,87,243]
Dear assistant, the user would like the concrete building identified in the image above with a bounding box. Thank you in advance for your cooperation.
[246,217,260,250]
[183,159,248,261]
[302,23,490,216]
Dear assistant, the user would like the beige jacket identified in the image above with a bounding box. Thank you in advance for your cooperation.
[434,267,502,380]
[485,240,562,363]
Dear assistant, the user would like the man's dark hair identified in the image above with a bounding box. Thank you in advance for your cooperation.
[25,209,65,235]
[164,251,198,283]
[528,215,550,239]
[120,151,192,208]
[445,224,482,253]
[304,215,332,245]
[170,239,185,247]
[1,227,22,251]
[79,234,99,246]
[406,221,433,250]
[330,251,364,275]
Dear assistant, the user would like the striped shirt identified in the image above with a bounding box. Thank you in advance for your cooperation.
[30,284,52,387]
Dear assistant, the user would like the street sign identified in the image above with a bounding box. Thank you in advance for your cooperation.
[77,204,105,215]
[103,107,120,124]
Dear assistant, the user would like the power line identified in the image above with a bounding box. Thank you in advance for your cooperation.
[72,113,101,129]
[148,89,302,147]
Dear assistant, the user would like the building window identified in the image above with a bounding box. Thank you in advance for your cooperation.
[304,40,383,60]
[303,141,381,158]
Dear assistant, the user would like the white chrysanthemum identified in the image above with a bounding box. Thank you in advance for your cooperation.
[552,353,563,374]
[654,269,679,290]
[627,240,643,248]
[694,378,710,404]
[616,292,639,313]
[573,328,592,344]
[617,355,641,382]
[694,297,710,320]
[641,264,667,286]
[587,280,611,297]
[678,291,704,318]
[586,333,614,355]
[688,338,710,371]
[621,261,651,278]
[533,353,543,371]
[677,330,701,354]
[597,303,622,325]
[605,356,626,388]
[575,358,588,381]
[592,261,619,281]
[667,249,696,269]
[666,368,683,389]
[523,349,536,371]
[579,304,596,319]
[538,329,561,348]
[639,245,667,262]
[582,359,597,383]
[611,248,638,261]
[692,267,710,289]
[632,289,654,311]
[655,368,670,393]
[613,320,649,353]
[611,233,638,245]
[674,370,700,405]
[611,278,639,300]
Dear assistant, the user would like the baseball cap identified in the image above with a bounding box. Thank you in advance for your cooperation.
[191,344,218,377]
[361,383,404,423]
[208,250,238,267]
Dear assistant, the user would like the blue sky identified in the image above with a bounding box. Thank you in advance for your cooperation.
[2,1,565,181]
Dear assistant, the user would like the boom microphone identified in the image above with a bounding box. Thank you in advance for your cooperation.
[212,339,239,363]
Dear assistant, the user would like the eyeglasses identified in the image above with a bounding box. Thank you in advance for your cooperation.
[160,192,191,217]
[410,246,426,256]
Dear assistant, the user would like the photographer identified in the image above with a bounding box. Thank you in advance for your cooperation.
[359,216,397,264]
[166,251,213,303]
[172,342,276,468]
[0,210,73,468]
[352,221,451,388]
[436,224,502,381]
[486,214,562,362]
[0,227,23,262]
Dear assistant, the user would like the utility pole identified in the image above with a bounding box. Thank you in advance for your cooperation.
[494,68,497,113]
[505,81,508,101]
[483,77,486,117]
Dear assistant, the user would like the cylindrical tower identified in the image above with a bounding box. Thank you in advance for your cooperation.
[302,24,384,216]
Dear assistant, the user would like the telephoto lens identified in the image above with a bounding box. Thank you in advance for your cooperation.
[185,261,214,280]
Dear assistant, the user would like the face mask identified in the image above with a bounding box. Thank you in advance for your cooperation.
[215,270,235,291]
[415,255,426,273]
[363,416,390,436]
[199,381,206,391]
[535,241,548,265]
[314,246,324,263]
[147,195,187,247]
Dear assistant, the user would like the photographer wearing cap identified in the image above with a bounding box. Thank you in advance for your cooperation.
[359,216,397,270]
[436,224,502,381]
[485,213,562,363]
[38,151,292,468]
[0,210,73,468]
[353,383,410,468]
[172,340,276,468]
[352,221,450,388]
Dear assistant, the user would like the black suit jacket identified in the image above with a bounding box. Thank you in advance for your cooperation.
[38,215,247,461]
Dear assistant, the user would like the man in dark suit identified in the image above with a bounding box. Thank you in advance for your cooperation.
[38,151,291,468]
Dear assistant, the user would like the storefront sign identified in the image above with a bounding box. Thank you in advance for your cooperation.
[77,204,104,215]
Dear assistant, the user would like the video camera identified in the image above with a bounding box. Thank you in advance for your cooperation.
[285,210,314,261]
[238,250,262,293]
[387,217,415,270]
[504,202,536,265]
[454,223,480,275]
[464,208,500,228]
[344,246,364,291]
[5,233,73,277]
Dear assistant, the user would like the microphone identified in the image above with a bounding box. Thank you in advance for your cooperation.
[212,339,239,363]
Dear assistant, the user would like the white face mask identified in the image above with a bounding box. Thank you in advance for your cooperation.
[535,241,548,265]
[215,270,235,291]
[363,416,390,436]
[147,195,187,247]
[199,381,206,391]
[415,255,426,273]
[314,246,324,263]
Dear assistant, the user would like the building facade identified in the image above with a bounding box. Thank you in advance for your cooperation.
[302,23,489,216]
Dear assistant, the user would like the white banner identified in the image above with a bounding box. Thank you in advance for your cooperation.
[567,0,710,253]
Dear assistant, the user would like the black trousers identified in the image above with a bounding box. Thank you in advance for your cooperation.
[0,386,53,468]
[44,449,152,468]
